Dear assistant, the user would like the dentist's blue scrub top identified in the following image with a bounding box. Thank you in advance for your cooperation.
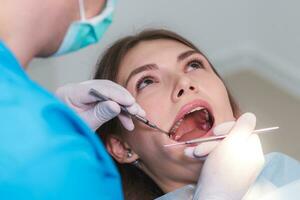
[0,41,123,200]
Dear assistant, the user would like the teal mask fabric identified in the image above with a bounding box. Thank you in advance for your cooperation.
[53,0,115,56]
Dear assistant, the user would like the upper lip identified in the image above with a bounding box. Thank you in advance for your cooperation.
[169,99,214,133]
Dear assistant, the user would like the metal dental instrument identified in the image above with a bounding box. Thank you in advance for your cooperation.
[89,88,170,134]
[164,126,279,147]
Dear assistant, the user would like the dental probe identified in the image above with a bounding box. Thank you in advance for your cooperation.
[164,126,279,147]
[89,88,170,134]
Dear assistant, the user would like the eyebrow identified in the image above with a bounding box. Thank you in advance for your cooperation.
[124,50,200,87]
[125,64,158,87]
[177,50,199,61]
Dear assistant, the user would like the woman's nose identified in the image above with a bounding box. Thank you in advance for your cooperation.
[172,77,198,102]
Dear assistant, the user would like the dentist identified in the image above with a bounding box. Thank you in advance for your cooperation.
[0,0,144,199]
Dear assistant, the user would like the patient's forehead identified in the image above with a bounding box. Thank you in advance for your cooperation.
[117,39,193,83]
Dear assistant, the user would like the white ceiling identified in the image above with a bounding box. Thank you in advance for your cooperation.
[28,0,300,96]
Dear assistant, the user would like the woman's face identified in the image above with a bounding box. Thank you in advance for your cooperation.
[116,39,235,190]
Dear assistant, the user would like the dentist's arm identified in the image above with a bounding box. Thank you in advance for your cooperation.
[190,113,265,200]
[56,80,145,131]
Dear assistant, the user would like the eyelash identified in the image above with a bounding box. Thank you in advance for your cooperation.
[136,75,157,92]
[186,58,205,71]
[135,58,205,92]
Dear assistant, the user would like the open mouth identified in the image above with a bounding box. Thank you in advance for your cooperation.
[169,101,215,142]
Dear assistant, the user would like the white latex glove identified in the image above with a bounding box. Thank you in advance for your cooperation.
[184,121,236,159]
[193,113,265,200]
[56,80,145,131]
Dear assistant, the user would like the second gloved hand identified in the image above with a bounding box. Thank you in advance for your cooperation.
[56,80,145,131]
[193,113,265,200]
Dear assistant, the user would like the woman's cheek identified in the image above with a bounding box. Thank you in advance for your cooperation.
[142,103,165,123]
[212,76,229,100]
[137,93,167,120]
[218,85,235,119]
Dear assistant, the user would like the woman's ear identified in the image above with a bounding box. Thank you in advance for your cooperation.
[106,135,139,164]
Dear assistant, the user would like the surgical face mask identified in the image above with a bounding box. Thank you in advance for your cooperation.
[53,0,115,56]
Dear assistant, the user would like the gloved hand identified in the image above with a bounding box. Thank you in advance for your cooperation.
[192,113,265,200]
[56,80,145,131]
[184,121,236,159]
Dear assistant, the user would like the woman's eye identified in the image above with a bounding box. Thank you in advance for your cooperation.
[136,76,155,91]
[186,60,204,72]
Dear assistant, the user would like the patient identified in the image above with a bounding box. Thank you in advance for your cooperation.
[94,29,300,200]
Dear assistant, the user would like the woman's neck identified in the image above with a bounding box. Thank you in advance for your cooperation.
[140,162,196,193]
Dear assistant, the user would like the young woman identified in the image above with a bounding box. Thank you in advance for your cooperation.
[93,29,300,200]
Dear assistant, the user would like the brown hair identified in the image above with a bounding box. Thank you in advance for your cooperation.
[94,29,240,200]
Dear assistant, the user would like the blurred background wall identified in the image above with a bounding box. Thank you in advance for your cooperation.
[27,0,300,160]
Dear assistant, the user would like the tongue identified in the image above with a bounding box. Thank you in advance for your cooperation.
[178,128,208,142]
[173,110,211,141]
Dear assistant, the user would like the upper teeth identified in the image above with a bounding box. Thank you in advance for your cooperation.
[170,106,210,134]
[187,107,205,115]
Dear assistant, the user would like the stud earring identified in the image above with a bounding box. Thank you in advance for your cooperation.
[127,149,140,167]
[127,149,133,158]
